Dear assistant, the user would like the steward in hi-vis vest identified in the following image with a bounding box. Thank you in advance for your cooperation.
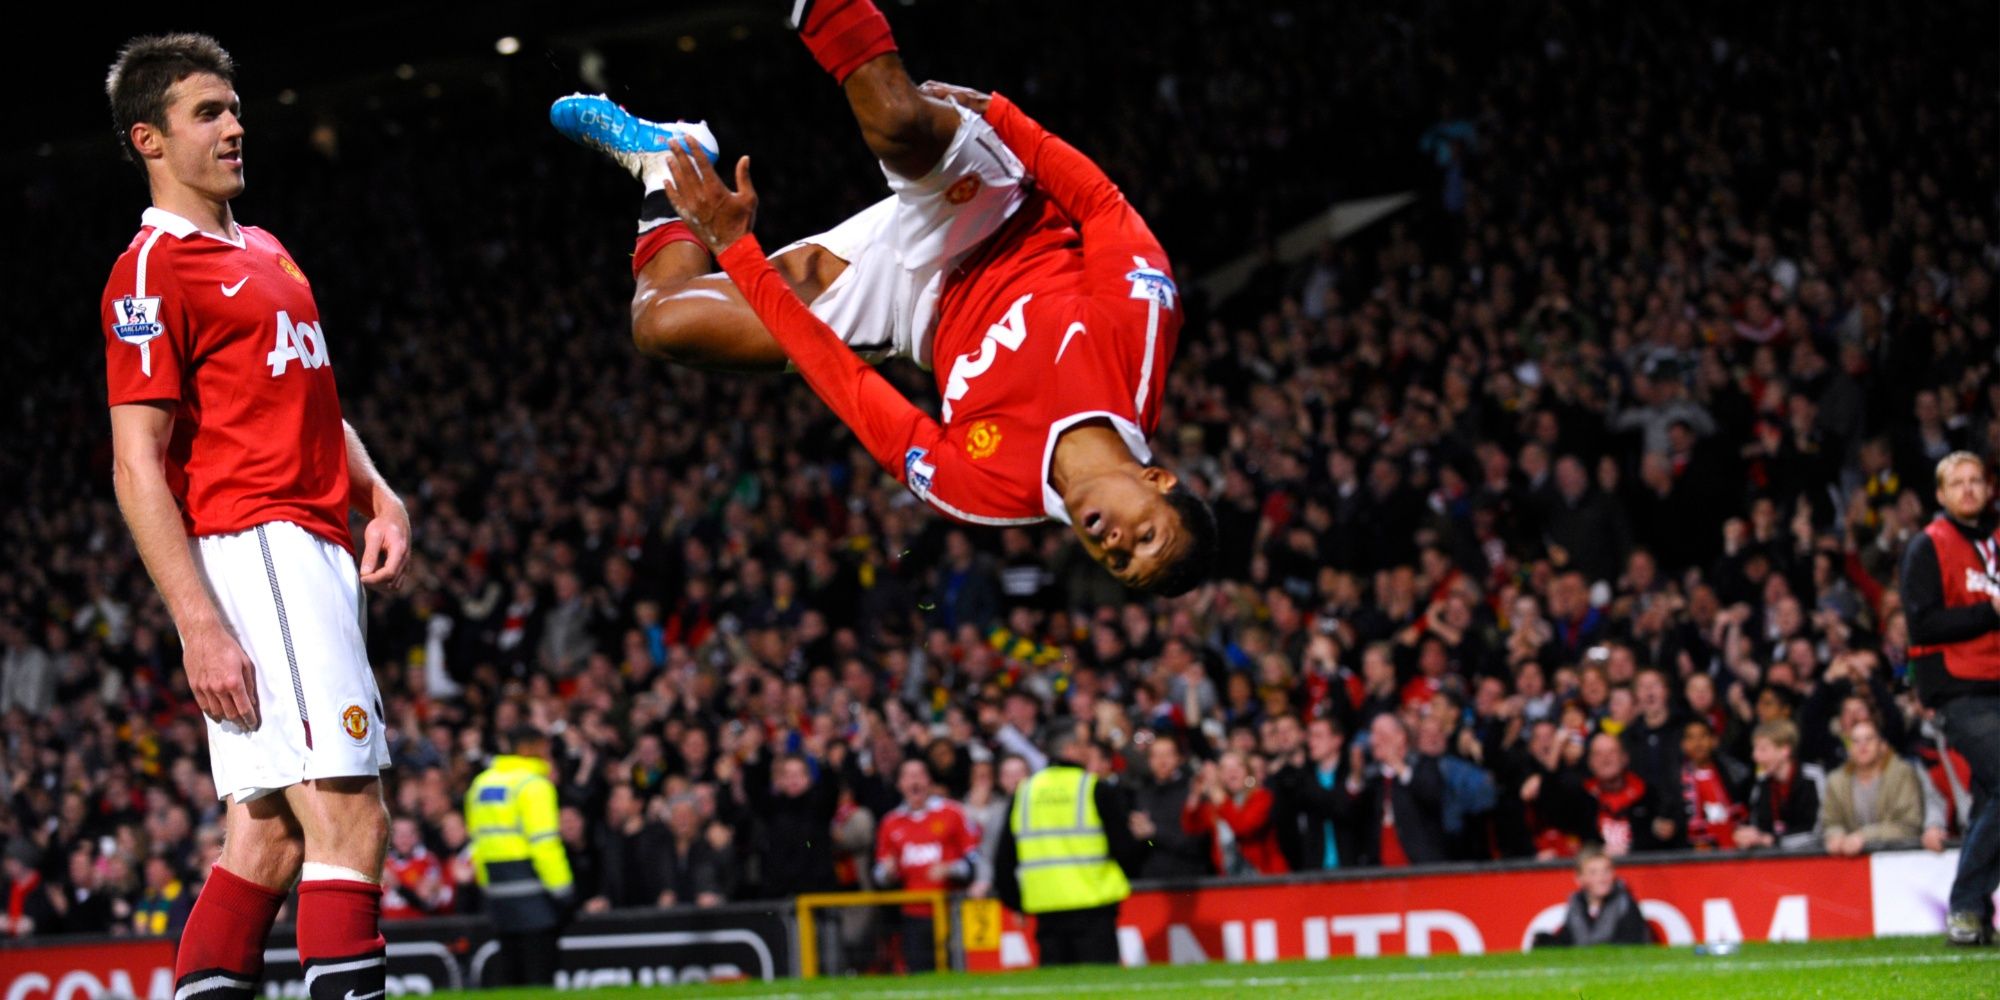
[994,729,1142,966]
[465,729,575,984]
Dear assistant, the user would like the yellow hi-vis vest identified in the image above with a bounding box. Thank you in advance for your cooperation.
[465,755,573,929]
[1010,765,1130,913]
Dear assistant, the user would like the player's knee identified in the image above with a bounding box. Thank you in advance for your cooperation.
[631,293,699,362]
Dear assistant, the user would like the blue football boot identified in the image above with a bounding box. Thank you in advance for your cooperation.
[549,93,718,181]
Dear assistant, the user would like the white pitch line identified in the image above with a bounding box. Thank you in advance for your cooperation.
[737,951,2000,1000]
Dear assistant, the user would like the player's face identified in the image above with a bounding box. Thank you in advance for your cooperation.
[1069,465,1183,590]
[155,73,245,202]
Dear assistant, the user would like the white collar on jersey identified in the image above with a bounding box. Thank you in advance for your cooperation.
[1040,410,1155,525]
[142,206,246,249]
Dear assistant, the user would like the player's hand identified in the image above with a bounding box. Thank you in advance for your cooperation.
[918,80,991,114]
[186,620,261,730]
[358,494,411,591]
[663,139,757,253]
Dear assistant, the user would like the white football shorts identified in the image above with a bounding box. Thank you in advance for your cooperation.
[189,519,390,802]
[779,102,1029,370]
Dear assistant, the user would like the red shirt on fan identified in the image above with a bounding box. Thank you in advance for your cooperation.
[1679,763,1741,850]
[381,845,454,921]
[716,93,1182,528]
[101,207,352,553]
[873,796,978,916]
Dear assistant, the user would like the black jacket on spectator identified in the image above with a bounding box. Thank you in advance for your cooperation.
[1129,767,1210,879]
[1268,761,1357,871]
[1746,769,1822,847]
[1348,758,1450,865]
[744,752,848,898]
[660,832,735,905]
[1621,715,1684,799]
[599,820,674,908]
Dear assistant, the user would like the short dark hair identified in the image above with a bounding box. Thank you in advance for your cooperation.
[1145,476,1218,597]
[106,33,235,168]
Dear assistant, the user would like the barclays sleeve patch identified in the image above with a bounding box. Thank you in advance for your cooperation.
[904,447,937,499]
[111,296,165,345]
[1126,256,1178,309]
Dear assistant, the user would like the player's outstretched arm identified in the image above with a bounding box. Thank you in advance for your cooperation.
[111,402,261,730]
[343,421,410,591]
[661,140,950,485]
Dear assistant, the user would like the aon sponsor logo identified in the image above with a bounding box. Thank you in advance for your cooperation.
[267,310,330,376]
[942,294,1030,422]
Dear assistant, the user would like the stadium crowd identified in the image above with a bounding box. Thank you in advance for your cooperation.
[1,0,1995,938]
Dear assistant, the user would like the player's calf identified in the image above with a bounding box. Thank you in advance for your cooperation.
[288,778,391,1000]
[175,797,299,1000]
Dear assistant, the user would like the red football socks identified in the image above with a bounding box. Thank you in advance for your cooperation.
[295,879,386,1000]
[634,221,704,277]
[174,865,284,999]
[797,0,899,83]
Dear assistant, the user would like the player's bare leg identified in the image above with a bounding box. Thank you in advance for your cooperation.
[173,796,299,1000]
[631,238,846,372]
[550,97,853,371]
[218,795,306,888]
[282,777,391,1000]
[839,55,964,180]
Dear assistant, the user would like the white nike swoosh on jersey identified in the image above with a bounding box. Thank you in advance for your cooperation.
[1056,321,1087,362]
[220,277,250,297]
[344,991,385,1000]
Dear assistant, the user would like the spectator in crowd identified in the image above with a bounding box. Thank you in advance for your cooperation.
[1820,721,1924,855]
[747,753,846,900]
[1570,734,1677,856]
[130,856,191,938]
[658,794,734,908]
[1182,751,1288,876]
[1735,721,1823,850]
[1268,716,1353,871]
[1675,718,1749,851]
[2,843,56,938]
[1129,738,1210,879]
[382,816,455,920]
[1534,847,1653,948]
[1346,716,1448,866]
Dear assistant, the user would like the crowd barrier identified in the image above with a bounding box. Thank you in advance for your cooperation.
[0,848,1976,997]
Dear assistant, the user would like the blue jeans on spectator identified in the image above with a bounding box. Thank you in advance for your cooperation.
[1943,695,2000,920]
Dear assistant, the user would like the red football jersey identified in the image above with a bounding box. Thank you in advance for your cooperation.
[873,796,978,915]
[102,208,352,553]
[717,93,1182,527]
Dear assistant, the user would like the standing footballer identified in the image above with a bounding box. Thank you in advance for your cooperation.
[101,34,408,1000]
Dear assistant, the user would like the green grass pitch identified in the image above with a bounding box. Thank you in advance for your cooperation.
[442,935,1998,998]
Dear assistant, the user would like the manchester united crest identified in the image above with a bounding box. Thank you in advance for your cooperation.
[965,420,1002,460]
[341,703,371,744]
[278,256,309,285]
[945,175,982,205]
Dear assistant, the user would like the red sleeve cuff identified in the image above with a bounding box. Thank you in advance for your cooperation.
[716,234,768,274]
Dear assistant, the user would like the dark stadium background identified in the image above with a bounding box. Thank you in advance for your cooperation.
[1,0,1995,972]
